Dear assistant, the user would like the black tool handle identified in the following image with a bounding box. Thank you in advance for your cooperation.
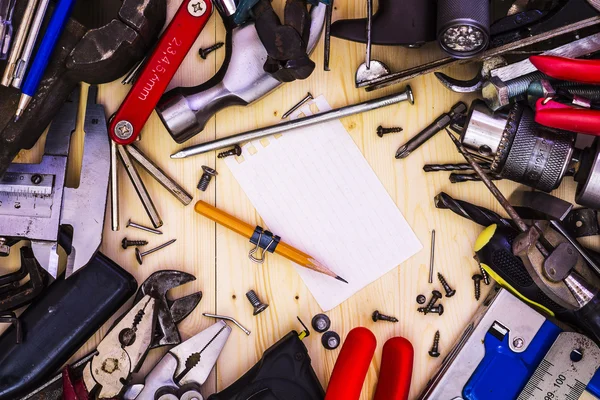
[0,253,137,399]
[208,332,324,400]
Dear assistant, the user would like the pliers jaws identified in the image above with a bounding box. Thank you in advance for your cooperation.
[124,321,232,400]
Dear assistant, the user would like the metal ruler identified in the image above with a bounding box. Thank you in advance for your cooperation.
[518,332,600,400]
[0,172,55,217]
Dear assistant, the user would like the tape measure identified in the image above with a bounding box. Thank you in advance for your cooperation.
[0,172,55,217]
[518,332,600,400]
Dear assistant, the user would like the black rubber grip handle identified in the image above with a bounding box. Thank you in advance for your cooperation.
[0,253,137,399]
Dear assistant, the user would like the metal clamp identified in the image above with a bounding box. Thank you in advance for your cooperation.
[248,226,280,264]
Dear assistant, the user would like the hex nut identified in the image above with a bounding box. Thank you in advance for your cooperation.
[482,76,509,111]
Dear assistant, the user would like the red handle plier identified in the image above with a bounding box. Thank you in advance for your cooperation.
[530,55,600,136]
[324,327,414,400]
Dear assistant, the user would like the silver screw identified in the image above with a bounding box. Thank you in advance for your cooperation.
[121,238,149,249]
[114,120,134,140]
[199,42,224,59]
[126,219,163,235]
[513,337,524,349]
[135,239,176,265]
[197,166,218,192]
[217,145,242,159]
[429,230,436,283]
[246,290,269,315]
[281,92,314,119]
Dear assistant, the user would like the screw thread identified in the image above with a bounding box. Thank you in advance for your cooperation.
[377,126,403,137]
[200,42,224,59]
[507,71,547,99]
[437,273,450,291]
[217,145,241,159]
[473,278,482,301]
[197,174,212,191]
[246,290,261,307]
[425,293,441,311]
[479,263,490,285]
[431,330,440,350]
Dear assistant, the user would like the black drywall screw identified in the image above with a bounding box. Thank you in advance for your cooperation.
[472,274,483,300]
[416,294,426,304]
[438,273,456,297]
[121,238,149,249]
[372,310,398,323]
[197,166,218,192]
[418,304,444,316]
[199,42,224,59]
[479,263,491,285]
[425,290,443,311]
[429,331,441,358]
[377,126,403,138]
[246,290,269,316]
[217,145,242,159]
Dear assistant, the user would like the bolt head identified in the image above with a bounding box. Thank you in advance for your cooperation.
[513,337,524,349]
[202,165,218,176]
[432,290,443,299]
[416,294,426,304]
[121,238,129,249]
[482,77,509,111]
[188,0,207,17]
[428,349,440,358]
[233,145,242,156]
[135,247,143,265]
[114,120,134,140]
[436,304,444,316]
[472,274,483,282]
[445,289,456,298]
[376,126,384,137]
[372,310,380,322]
[253,303,269,316]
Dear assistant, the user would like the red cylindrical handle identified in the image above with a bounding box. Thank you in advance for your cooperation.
[325,327,377,400]
[373,337,414,400]
[530,55,600,84]
[535,99,600,136]
[109,0,213,145]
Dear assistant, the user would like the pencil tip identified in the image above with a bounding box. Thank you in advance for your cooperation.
[336,276,348,284]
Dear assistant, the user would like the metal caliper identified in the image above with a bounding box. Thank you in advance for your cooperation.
[0,86,109,278]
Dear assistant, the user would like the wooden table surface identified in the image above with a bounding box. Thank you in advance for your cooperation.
[3,0,599,399]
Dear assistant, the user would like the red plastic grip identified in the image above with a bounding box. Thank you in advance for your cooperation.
[535,99,600,136]
[373,337,414,400]
[530,55,600,84]
[325,327,377,400]
[109,0,213,145]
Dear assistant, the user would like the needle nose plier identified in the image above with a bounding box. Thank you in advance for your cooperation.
[530,55,600,135]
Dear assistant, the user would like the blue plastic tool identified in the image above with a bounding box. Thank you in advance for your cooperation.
[15,0,76,120]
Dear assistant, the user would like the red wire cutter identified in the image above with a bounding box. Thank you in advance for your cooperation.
[530,55,600,136]
[324,327,414,400]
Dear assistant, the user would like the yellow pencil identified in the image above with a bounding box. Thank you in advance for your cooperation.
[194,201,348,283]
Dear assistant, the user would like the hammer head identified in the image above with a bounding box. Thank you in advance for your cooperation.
[134,270,202,348]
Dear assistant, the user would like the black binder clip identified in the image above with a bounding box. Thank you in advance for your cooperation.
[249,226,281,264]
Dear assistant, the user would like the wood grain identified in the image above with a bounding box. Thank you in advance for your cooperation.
[1,0,598,399]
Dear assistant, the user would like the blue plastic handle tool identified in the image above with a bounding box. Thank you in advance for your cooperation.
[21,0,75,97]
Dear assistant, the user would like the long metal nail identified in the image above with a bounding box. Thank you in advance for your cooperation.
[429,230,436,283]
[125,144,192,206]
[172,88,415,158]
[117,144,163,228]
[126,219,163,235]
[282,92,314,119]
[324,1,333,71]
[135,239,176,265]
[203,313,251,335]
[110,141,119,231]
